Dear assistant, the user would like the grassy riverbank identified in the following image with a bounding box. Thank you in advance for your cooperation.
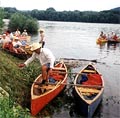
[0,49,41,117]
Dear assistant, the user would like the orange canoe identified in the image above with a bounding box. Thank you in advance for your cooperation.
[96,38,107,44]
[31,61,68,116]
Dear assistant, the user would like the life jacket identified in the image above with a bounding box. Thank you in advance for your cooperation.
[49,73,64,81]
[82,74,102,86]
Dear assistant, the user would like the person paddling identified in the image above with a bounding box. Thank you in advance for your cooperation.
[18,43,55,84]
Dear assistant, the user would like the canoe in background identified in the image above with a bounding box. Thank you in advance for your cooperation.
[2,47,30,59]
[18,35,31,42]
[96,38,107,44]
[31,61,68,116]
[73,63,104,118]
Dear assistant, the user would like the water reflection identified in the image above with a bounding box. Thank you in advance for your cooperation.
[97,42,120,51]
[107,42,120,50]
[97,43,106,52]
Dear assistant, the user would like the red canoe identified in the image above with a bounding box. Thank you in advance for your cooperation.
[31,61,68,116]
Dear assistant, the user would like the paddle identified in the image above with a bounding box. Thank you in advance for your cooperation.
[34,82,103,89]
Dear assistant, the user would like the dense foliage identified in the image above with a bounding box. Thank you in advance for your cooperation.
[0,50,70,117]
[8,13,39,34]
[3,7,120,24]
[0,8,4,33]
[0,50,41,117]
[0,97,30,118]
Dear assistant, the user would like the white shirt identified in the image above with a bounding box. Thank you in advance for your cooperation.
[0,37,11,44]
[24,48,55,68]
[12,41,22,47]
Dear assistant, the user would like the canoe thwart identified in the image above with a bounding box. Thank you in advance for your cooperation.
[82,70,96,73]
[53,67,66,71]
[34,85,54,90]
[78,87,100,93]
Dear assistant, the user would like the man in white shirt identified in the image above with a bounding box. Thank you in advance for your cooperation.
[19,43,55,84]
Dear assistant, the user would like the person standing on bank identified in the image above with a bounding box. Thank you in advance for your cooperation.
[39,28,45,48]
[18,43,55,84]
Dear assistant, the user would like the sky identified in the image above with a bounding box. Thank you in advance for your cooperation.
[0,0,120,11]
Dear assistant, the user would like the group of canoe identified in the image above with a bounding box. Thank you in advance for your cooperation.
[96,37,120,44]
[0,30,32,59]
[0,29,105,117]
[31,62,104,118]
[96,31,120,44]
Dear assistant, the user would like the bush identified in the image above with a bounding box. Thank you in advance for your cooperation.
[8,13,39,34]
[0,97,30,118]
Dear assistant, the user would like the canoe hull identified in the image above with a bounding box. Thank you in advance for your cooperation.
[96,38,107,44]
[73,88,103,117]
[31,82,65,115]
[73,64,104,117]
[2,48,29,59]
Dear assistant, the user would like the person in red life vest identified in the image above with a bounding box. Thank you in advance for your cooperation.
[113,33,118,41]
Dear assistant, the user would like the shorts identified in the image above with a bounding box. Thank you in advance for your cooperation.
[45,63,50,72]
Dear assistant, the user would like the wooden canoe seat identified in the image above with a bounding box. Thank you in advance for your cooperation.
[82,70,96,73]
[41,85,54,90]
[34,85,54,90]
[53,67,66,71]
[78,87,100,93]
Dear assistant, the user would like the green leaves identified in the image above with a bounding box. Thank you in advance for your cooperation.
[0,50,41,116]
[8,13,39,34]
[0,8,4,33]
[0,97,30,118]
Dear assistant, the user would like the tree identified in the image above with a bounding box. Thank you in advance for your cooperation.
[8,13,39,34]
[3,7,120,24]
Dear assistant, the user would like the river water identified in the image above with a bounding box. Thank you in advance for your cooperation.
[31,21,120,118]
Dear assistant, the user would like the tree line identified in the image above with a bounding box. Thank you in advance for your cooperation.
[3,7,120,24]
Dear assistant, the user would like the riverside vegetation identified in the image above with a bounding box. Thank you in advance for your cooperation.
[0,50,72,117]
[0,49,41,117]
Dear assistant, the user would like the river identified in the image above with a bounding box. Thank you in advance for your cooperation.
[31,21,120,118]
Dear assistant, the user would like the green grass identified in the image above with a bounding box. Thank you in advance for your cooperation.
[0,49,73,117]
[0,49,41,117]
[0,97,30,118]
